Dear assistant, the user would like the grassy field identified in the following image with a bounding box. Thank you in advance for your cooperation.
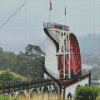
[0,94,72,100]
[0,93,100,100]
[0,70,26,80]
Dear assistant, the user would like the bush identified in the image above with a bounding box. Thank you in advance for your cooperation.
[0,71,22,82]
[75,86,98,100]
[13,77,22,81]
[12,98,18,100]
[0,96,10,100]
[0,71,14,82]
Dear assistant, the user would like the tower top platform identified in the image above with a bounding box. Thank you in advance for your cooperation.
[43,22,69,31]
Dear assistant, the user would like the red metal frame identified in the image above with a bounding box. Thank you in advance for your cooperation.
[58,33,81,84]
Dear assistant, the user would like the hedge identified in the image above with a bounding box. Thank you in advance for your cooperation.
[75,85,99,100]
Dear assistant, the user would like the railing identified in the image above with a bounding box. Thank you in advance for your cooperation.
[0,79,55,95]
[0,73,90,95]
[43,22,69,31]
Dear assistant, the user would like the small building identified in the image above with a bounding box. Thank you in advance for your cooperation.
[91,80,100,87]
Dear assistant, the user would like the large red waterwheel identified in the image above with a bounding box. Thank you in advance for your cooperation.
[58,33,81,84]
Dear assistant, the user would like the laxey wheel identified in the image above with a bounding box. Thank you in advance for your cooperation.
[58,33,81,84]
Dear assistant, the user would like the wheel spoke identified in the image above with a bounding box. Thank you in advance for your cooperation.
[70,34,81,76]
[58,33,81,83]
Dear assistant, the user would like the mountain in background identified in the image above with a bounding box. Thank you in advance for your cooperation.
[40,33,100,55]
[2,33,100,55]
[78,33,100,54]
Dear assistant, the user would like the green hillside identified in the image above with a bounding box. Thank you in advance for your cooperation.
[0,70,26,80]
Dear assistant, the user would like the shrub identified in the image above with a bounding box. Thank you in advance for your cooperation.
[0,71,14,82]
[12,98,18,100]
[75,86,98,100]
[0,95,10,100]
[0,71,22,82]
[13,77,22,81]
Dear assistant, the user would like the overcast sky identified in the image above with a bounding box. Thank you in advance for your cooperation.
[0,0,100,54]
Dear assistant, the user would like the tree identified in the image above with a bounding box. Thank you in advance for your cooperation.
[0,51,17,71]
[0,44,44,79]
[11,44,44,79]
[0,47,3,54]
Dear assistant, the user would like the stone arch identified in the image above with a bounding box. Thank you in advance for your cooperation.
[30,89,38,98]
[67,92,72,98]
[48,86,52,93]
[75,85,80,92]
[16,91,26,98]
[85,84,88,86]
[52,89,57,96]
[49,86,51,89]
[77,85,80,87]
[43,87,49,99]
[43,87,49,93]
[52,89,56,94]
[47,89,57,99]
[10,92,15,98]
[76,85,80,89]
[26,89,30,96]
[39,87,42,92]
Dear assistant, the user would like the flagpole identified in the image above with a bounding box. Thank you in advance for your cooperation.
[65,14,66,25]
[64,5,71,79]
[63,6,66,78]
[49,10,51,22]
[49,0,52,23]
[64,5,66,25]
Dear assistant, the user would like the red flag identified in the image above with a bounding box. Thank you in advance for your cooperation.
[50,0,52,10]
[65,6,66,15]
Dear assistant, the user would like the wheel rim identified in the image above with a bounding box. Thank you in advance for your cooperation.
[58,33,81,84]
[70,34,81,77]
